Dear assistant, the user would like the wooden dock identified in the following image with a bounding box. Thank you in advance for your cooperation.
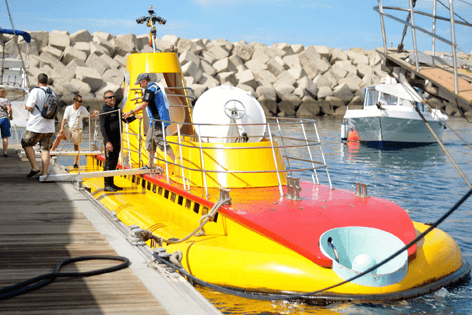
[0,146,221,315]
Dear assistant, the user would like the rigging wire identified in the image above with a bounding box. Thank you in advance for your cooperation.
[457,0,472,6]
[437,0,471,24]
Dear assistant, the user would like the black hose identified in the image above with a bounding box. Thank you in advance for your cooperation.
[0,255,130,301]
[157,188,472,301]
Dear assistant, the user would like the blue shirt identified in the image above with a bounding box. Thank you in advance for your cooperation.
[144,82,170,128]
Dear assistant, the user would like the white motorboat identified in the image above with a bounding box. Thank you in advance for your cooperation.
[342,77,448,145]
[1,29,31,146]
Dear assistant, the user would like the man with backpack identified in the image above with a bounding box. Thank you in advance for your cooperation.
[21,73,56,178]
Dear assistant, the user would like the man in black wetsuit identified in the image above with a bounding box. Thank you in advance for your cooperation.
[99,90,136,192]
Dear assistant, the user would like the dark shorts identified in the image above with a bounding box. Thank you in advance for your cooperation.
[145,123,170,152]
[21,130,54,151]
[0,118,10,138]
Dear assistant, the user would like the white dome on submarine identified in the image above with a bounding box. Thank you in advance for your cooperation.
[192,86,267,143]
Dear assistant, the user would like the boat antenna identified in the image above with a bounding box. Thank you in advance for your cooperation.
[3,0,30,87]
[136,5,167,53]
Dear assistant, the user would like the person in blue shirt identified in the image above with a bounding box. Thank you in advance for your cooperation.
[123,73,175,169]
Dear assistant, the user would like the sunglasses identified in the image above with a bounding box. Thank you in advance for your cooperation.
[76,100,83,103]
[105,96,116,99]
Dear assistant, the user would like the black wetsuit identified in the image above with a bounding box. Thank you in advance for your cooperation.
[99,103,135,186]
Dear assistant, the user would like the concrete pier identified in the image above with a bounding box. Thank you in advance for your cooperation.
[0,145,221,315]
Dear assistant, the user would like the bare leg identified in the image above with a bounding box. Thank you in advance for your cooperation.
[2,137,7,155]
[51,135,65,151]
[40,150,51,176]
[73,144,79,165]
[147,150,155,167]
[24,146,40,171]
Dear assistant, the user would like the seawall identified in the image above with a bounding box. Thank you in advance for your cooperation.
[1,29,470,121]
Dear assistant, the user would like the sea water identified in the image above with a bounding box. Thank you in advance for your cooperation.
[197,116,472,315]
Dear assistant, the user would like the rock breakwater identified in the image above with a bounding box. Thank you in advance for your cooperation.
[1,29,470,121]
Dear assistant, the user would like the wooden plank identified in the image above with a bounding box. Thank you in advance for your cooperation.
[0,152,168,314]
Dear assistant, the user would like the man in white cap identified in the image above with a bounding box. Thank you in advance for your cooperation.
[123,73,175,169]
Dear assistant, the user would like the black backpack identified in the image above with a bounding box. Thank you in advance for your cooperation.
[34,87,58,120]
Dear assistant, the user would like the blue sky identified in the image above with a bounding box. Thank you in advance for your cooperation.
[2,0,471,54]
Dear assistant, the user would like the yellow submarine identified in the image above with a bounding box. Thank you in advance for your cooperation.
[77,6,470,303]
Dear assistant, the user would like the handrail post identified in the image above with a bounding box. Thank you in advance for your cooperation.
[432,0,437,58]
[119,108,124,171]
[449,0,459,95]
[313,122,333,189]
[409,0,420,72]
[197,125,209,199]
[267,123,284,197]
[300,120,318,184]
[275,118,293,177]
[138,116,142,168]
[162,121,169,183]
[88,115,91,152]
[177,124,188,191]
[126,123,131,167]
[377,0,388,54]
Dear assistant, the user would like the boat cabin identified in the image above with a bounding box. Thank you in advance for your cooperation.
[363,84,426,112]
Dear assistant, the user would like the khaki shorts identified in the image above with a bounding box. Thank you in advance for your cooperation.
[21,131,54,151]
[63,127,82,146]
[145,123,170,152]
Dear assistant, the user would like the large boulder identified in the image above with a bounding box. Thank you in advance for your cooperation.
[29,31,49,51]
[236,70,257,90]
[233,43,254,62]
[75,66,104,92]
[86,53,109,75]
[61,46,87,65]
[296,95,321,118]
[277,94,302,117]
[49,30,70,51]
[70,29,93,43]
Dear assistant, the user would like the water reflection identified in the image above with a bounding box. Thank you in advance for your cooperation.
[341,141,447,170]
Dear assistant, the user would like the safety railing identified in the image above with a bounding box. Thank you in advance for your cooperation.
[121,115,333,199]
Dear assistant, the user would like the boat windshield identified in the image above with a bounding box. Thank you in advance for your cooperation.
[364,88,399,107]
[379,92,398,106]
[365,88,379,106]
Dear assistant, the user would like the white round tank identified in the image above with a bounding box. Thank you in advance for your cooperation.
[192,86,266,143]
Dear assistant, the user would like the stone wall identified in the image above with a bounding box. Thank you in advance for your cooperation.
[1,29,470,122]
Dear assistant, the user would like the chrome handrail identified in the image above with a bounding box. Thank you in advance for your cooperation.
[118,113,331,198]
